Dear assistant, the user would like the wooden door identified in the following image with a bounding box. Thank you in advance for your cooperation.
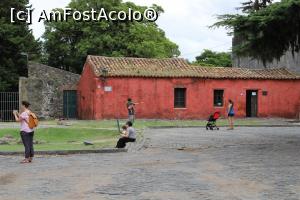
[246,90,258,117]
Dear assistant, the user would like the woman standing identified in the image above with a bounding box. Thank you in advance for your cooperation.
[227,99,235,130]
[13,101,34,163]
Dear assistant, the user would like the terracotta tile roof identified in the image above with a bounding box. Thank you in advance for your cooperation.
[192,67,300,80]
[87,55,300,80]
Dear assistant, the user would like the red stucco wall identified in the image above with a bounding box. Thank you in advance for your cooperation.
[77,66,300,119]
[77,63,98,119]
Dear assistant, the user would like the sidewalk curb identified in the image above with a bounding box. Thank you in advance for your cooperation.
[148,125,300,129]
[0,148,127,156]
[125,128,146,152]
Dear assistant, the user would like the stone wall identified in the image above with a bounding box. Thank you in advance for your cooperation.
[232,38,300,73]
[19,63,80,119]
[233,51,300,73]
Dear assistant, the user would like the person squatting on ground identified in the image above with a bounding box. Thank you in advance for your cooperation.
[13,101,35,163]
[116,121,136,148]
[227,99,235,130]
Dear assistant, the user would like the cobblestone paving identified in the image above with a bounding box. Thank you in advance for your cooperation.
[0,127,300,200]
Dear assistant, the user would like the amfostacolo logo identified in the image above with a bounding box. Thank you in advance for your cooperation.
[11,7,159,25]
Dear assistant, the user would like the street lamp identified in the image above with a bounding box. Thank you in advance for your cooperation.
[100,67,109,82]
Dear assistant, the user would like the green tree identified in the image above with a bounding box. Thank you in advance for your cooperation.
[43,0,180,73]
[240,0,273,12]
[0,0,41,91]
[192,49,232,67]
[212,0,300,66]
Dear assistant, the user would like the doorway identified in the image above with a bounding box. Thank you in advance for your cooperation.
[246,90,258,117]
[63,90,77,119]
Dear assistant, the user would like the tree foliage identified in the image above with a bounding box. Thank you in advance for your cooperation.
[43,0,180,73]
[212,0,300,65]
[239,0,273,12]
[0,0,41,91]
[192,49,232,67]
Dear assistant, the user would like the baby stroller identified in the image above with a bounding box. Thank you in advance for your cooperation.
[206,112,220,130]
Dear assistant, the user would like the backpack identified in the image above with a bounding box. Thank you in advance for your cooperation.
[27,112,39,129]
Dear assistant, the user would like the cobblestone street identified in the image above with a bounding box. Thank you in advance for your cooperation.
[0,127,300,200]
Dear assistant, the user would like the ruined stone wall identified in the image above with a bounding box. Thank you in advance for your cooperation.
[233,51,300,73]
[19,63,80,119]
[232,38,300,73]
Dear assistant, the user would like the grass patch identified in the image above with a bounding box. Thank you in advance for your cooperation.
[0,128,119,151]
[70,118,265,129]
[0,118,269,152]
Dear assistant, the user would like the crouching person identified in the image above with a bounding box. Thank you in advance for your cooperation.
[116,121,136,148]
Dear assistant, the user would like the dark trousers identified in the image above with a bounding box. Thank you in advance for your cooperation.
[20,131,34,158]
[116,137,136,148]
[128,114,135,123]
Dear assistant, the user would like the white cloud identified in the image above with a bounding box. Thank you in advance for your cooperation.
[29,0,70,39]
[127,0,241,60]
[29,0,242,61]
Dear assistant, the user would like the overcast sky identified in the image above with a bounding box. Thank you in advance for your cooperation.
[29,0,242,61]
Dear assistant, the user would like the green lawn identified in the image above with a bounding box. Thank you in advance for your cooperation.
[70,118,265,129]
[0,118,274,152]
[0,128,119,151]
